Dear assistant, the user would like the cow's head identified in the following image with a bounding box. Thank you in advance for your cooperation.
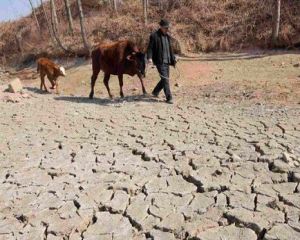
[127,52,146,78]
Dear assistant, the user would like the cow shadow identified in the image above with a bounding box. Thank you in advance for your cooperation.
[54,94,161,106]
[24,87,159,105]
[25,87,52,94]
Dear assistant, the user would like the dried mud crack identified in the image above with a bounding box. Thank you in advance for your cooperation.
[0,75,299,240]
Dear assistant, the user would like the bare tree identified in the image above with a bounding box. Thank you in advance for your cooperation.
[50,0,59,33]
[159,0,163,11]
[143,0,148,25]
[113,0,118,13]
[49,0,72,53]
[64,0,74,34]
[15,27,29,57]
[15,34,24,57]
[77,0,90,54]
[40,0,56,45]
[28,0,41,33]
[271,0,281,46]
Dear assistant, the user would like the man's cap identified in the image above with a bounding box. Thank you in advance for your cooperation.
[159,19,170,28]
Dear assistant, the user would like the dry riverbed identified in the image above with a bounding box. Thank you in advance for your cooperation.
[0,51,299,239]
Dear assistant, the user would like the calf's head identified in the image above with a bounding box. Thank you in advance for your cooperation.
[127,52,146,77]
[58,66,66,77]
[51,66,66,88]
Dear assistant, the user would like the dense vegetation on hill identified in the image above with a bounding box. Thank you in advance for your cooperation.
[0,0,299,64]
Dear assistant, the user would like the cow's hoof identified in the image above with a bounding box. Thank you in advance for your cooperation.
[89,94,94,99]
[109,95,114,99]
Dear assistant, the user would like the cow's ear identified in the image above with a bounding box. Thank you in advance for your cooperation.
[127,51,137,61]
[126,54,135,61]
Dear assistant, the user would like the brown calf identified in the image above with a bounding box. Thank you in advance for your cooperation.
[37,58,66,93]
[89,40,146,99]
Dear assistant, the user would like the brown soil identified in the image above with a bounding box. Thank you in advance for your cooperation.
[2,51,299,106]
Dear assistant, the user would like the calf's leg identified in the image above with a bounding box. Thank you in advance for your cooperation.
[118,75,124,98]
[40,73,46,91]
[103,74,113,99]
[55,79,59,94]
[50,80,56,89]
[41,75,49,92]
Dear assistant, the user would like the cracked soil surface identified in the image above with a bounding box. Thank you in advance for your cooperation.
[0,52,300,239]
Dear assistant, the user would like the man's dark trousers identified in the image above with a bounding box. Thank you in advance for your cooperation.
[153,63,172,101]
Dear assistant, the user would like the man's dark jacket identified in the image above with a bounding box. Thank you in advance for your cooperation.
[147,30,176,66]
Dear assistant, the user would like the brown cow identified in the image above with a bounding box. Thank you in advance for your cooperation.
[89,40,147,99]
[37,58,66,93]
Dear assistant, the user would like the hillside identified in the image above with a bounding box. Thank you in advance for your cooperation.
[0,0,300,64]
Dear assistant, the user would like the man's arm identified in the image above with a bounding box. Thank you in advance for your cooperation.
[147,34,154,61]
[168,35,176,66]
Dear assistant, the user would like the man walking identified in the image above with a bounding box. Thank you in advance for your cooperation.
[147,19,176,104]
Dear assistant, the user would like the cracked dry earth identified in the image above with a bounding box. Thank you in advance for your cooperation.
[0,94,299,240]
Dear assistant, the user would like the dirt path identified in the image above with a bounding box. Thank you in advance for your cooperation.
[0,52,300,240]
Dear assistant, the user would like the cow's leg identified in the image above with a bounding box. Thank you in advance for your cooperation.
[89,68,100,99]
[138,74,147,95]
[103,74,113,99]
[40,76,43,91]
[118,74,124,98]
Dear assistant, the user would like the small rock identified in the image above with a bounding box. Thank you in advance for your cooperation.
[195,224,257,240]
[293,63,300,68]
[58,143,63,150]
[141,150,158,161]
[231,154,242,162]
[4,95,20,103]
[293,172,300,182]
[21,93,30,98]
[282,152,292,163]
[8,78,23,93]
[264,224,300,240]
[271,160,290,173]
[150,230,176,240]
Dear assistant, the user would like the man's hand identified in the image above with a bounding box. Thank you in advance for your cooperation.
[148,59,155,68]
[172,55,178,68]
[175,55,178,62]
